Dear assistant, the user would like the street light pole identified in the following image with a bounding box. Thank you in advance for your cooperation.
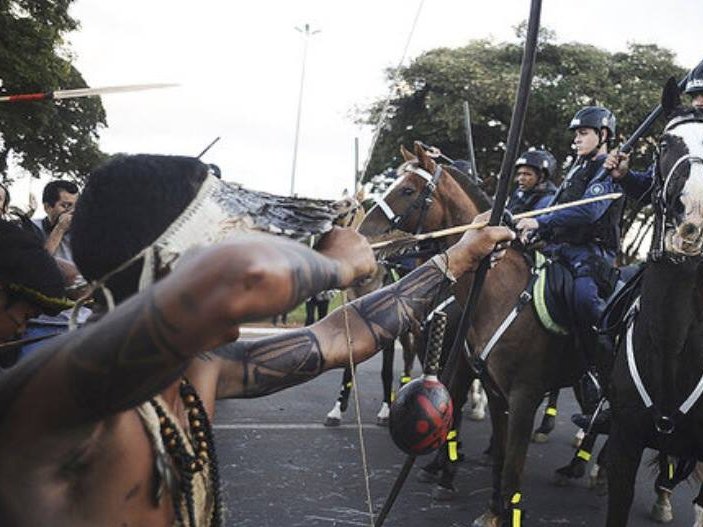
[290,23,320,196]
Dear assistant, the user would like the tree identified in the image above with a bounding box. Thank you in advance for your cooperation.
[358,34,686,262]
[359,36,685,183]
[0,0,107,183]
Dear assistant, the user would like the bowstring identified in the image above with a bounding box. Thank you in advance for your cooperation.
[341,290,375,525]
[342,1,426,515]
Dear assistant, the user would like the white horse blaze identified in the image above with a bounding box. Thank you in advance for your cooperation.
[667,123,703,254]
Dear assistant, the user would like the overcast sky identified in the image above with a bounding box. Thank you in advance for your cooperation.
[10,0,703,206]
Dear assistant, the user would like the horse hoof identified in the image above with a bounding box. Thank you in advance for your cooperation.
[553,472,571,487]
[650,500,673,523]
[472,510,500,527]
[468,409,486,421]
[416,468,439,484]
[324,402,342,427]
[555,463,585,480]
[376,402,390,426]
[532,431,549,443]
[592,477,608,497]
[572,428,585,448]
[432,483,457,501]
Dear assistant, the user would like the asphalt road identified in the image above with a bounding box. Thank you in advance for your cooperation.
[214,332,697,526]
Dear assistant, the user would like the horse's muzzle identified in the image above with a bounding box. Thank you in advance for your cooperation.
[665,221,703,256]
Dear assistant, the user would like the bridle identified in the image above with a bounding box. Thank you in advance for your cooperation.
[649,114,703,263]
[373,162,444,235]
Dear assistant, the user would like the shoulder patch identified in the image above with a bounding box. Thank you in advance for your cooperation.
[590,183,605,196]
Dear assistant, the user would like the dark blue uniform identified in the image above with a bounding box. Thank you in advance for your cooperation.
[535,154,624,330]
[619,164,654,203]
[507,181,556,214]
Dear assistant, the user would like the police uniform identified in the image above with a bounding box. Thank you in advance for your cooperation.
[619,165,654,202]
[535,153,624,330]
[508,180,557,215]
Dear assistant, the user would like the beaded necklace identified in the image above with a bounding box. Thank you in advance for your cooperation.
[150,378,222,527]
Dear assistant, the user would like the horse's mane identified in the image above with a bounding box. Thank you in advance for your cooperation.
[443,165,493,212]
[666,106,703,123]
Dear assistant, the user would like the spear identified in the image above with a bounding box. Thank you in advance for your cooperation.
[0,83,179,103]
[369,193,622,249]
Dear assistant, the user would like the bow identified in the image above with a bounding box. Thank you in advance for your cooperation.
[372,2,544,525]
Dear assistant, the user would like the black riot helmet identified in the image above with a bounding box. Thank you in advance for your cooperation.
[514,148,557,181]
[684,63,703,95]
[568,106,617,143]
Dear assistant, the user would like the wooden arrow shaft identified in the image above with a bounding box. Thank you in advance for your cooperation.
[370,192,622,249]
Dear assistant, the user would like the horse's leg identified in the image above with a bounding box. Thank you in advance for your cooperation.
[532,389,559,442]
[324,365,353,427]
[494,388,544,527]
[554,430,599,483]
[473,396,508,527]
[468,379,488,421]
[590,438,608,496]
[650,454,674,524]
[399,331,414,386]
[693,477,703,527]
[605,422,644,527]
[377,340,395,426]
[417,367,470,500]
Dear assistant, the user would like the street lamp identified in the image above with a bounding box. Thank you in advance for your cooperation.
[290,23,320,196]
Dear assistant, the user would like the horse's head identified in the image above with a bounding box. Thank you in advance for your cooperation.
[359,141,489,240]
[657,78,703,258]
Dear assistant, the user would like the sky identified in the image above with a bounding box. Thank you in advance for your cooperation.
[8,0,703,210]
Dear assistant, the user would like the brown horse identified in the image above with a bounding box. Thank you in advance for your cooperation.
[359,142,581,525]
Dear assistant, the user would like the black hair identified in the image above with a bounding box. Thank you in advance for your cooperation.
[0,220,66,313]
[71,154,208,303]
[42,180,79,207]
[0,182,9,214]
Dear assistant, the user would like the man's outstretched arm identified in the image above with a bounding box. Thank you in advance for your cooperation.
[0,229,375,428]
[213,225,515,399]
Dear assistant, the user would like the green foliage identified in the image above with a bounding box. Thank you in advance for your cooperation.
[0,0,107,183]
[360,38,686,182]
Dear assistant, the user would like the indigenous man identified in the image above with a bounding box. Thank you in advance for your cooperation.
[0,154,514,526]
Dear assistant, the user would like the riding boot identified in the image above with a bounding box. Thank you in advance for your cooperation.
[571,406,611,435]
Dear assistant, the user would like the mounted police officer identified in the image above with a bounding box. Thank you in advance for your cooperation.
[516,106,624,409]
[605,63,703,197]
[507,148,558,214]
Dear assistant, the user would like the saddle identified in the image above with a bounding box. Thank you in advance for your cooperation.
[531,252,575,335]
[599,264,645,337]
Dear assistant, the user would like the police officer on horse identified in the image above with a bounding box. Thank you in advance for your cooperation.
[507,148,558,214]
[517,106,624,409]
[605,63,703,197]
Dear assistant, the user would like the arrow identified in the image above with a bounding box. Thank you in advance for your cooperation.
[370,193,623,249]
[0,83,179,103]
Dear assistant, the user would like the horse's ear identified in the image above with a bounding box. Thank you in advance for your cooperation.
[413,141,437,173]
[400,145,415,162]
[662,76,681,116]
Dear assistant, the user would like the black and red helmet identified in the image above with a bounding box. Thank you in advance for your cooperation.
[389,377,453,456]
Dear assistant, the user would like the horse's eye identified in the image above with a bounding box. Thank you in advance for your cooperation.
[401,187,416,196]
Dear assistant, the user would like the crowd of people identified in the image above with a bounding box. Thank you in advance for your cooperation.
[0,63,701,527]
